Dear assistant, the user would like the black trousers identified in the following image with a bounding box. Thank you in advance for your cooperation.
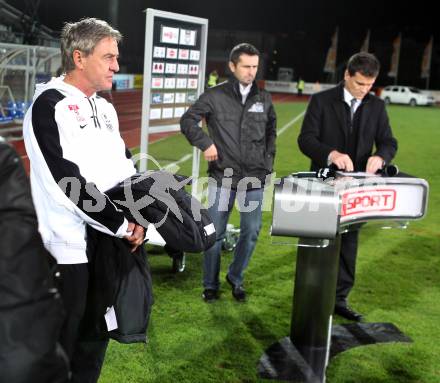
[58,264,109,383]
[335,229,360,305]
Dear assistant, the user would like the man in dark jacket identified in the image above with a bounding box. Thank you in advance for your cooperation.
[181,43,277,302]
[0,139,69,383]
[298,52,398,321]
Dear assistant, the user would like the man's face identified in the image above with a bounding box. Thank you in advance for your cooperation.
[344,70,376,100]
[229,54,259,86]
[80,37,119,93]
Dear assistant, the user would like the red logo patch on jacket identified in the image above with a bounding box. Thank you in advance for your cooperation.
[68,104,86,124]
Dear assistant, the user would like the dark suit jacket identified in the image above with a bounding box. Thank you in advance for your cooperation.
[298,83,398,171]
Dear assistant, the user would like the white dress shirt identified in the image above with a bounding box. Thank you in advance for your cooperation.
[239,83,252,104]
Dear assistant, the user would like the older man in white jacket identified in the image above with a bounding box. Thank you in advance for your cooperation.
[23,18,144,383]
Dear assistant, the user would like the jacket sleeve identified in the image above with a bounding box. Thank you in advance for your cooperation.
[297,94,336,167]
[31,90,129,237]
[180,92,214,151]
[373,102,398,164]
[265,94,277,170]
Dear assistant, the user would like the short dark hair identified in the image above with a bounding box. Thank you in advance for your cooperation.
[229,43,260,65]
[346,52,380,78]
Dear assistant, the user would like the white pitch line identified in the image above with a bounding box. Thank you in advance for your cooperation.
[278,110,306,136]
[150,136,168,145]
[164,153,193,169]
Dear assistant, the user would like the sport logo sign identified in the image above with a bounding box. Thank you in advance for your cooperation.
[341,188,396,216]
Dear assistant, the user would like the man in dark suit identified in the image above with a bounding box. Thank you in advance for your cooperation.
[297,52,398,321]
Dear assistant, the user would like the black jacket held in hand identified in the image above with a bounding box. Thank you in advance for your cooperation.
[106,172,216,253]
[80,171,214,343]
[0,142,69,383]
[180,79,277,188]
[298,83,397,171]
[81,227,153,344]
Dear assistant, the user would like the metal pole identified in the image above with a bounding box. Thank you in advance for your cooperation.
[108,0,119,27]
[291,236,341,382]
[394,34,401,86]
[24,47,30,104]
[139,9,154,172]
[191,18,208,196]
[30,47,37,102]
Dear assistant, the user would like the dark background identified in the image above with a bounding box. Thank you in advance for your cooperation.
[8,0,440,88]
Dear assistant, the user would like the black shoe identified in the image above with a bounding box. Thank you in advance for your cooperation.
[334,304,363,321]
[202,289,219,303]
[225,274,246,302]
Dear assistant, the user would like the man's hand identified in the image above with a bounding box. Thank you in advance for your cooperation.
[366,155,384,174]
[124,222,145,253]
[203,144,218,161]
[329,150,354,172]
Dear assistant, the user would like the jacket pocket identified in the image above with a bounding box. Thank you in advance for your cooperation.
[246,113,268,141]
[248,112,268,122]
[247,141,267,171]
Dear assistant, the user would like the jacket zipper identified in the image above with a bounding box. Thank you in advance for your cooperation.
[87,97,101,128]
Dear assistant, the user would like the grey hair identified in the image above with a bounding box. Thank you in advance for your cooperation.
[60,18,122,73]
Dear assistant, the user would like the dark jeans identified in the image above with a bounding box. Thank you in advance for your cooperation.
[203,185,263,290]
[58,263,109,383]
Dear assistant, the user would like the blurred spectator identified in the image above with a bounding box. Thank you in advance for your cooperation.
[207,69,219,88]
[297,77,305,96]
[0,139,69,383]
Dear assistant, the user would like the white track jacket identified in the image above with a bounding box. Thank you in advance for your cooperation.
[23,77,136,264]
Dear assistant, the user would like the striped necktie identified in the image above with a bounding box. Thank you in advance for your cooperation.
[350,98,357,132]
[350,98,357,121]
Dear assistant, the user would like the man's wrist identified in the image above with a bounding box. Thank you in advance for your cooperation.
[327,154,332,166]
[327,150,337,166]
